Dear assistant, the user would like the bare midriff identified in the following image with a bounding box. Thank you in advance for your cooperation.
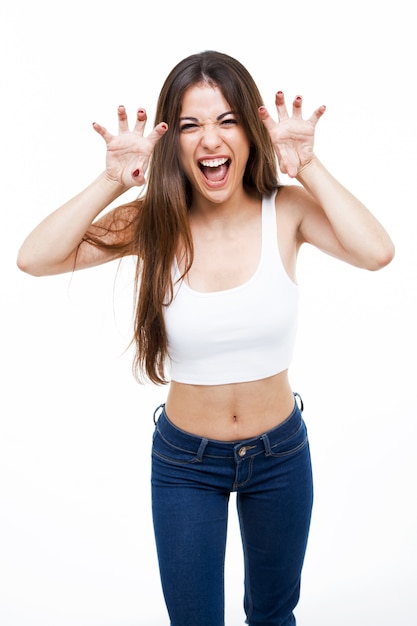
[164,369,295,441]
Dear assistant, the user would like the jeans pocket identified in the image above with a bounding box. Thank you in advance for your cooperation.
[268,420,309,458]
[152,430,202,465]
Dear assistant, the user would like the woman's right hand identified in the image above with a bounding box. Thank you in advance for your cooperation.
[93,106,168,188]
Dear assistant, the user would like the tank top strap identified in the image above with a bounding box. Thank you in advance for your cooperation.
[261,190,279,256]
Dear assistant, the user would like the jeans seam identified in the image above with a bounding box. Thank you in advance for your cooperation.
[268,436,309,458]
[233,457,254,490]
[238,495,254,624]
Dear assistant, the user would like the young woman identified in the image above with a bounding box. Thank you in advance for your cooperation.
[17,51,394,626]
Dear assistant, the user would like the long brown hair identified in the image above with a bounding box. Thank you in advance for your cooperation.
[84,50,280,384]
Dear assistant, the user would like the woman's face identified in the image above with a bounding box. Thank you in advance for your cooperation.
[178,83,251,205]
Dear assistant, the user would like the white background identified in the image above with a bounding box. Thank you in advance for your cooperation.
[1,1,416,624]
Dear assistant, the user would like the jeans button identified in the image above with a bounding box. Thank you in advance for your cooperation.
[238,446,247,457]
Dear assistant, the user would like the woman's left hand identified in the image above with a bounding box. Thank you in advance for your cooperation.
[258,92,326,178]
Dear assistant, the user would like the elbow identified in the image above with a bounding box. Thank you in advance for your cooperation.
[16,259,40,277]
[16,249,45,277]
[367,240,395,271]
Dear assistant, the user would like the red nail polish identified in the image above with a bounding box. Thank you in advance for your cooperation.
[132,169,140,177]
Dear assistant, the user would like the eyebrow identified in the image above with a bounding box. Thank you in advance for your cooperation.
[179,110,234,122]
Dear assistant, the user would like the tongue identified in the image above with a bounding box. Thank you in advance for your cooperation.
[202,164,228,181]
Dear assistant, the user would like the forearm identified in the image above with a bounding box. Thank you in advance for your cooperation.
[17,172,127,275]
[297,157,395,269]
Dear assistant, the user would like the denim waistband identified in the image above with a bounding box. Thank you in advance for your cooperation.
[153,393,304,460]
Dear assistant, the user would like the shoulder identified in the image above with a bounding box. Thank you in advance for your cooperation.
[275,184,314,209]
[274,184,314,227]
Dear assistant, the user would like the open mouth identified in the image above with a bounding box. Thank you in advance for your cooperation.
[198,157,230,183]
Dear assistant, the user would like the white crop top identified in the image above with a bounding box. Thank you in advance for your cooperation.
[164,191,298,385]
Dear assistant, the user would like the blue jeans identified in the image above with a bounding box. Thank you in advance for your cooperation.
[151,394,313,626]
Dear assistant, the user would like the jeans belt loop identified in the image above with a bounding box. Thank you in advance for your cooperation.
[261,433,272,456]
[294,392,304,412]
[153,403,165,425]
[196,438,209,461]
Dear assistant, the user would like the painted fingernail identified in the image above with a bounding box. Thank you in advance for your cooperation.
[258,106,266,113]
[132,169,140,177]
[160,123,168,130]
[296,96,302,101]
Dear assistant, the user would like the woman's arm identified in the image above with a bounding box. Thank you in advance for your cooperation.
[17,106,168,276]
[295,157,395,270]
[259,93,395,270]
[17,173,129,275]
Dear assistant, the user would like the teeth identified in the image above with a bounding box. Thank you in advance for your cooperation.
[199,158,228,168]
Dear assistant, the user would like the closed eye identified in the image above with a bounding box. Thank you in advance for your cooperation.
[180,122,199,132]
[221,118,237,126]
[180,119,238,133]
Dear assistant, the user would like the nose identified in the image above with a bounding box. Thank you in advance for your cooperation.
[200,122,222,150]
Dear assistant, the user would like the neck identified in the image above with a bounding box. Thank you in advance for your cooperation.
[189,189,260,226]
